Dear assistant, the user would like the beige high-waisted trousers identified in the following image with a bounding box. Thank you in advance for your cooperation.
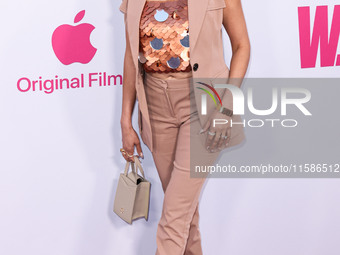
[143,72,221,255]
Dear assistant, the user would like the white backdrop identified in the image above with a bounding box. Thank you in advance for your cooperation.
[1,0,340,254]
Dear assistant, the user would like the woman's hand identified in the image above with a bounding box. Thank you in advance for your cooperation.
[121,123,144,162]
[200,109,231,153]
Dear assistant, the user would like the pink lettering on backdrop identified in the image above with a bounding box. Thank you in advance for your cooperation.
[17,73,123,94]
[298,5,340,68]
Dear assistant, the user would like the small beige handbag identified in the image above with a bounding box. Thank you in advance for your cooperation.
[113,155,151,224]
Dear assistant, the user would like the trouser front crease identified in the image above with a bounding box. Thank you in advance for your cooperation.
[143,72,220,255]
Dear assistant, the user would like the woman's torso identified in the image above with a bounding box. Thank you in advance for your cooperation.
[139,0,193,80]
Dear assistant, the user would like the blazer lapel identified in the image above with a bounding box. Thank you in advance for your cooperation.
[126,0,209,72]
[187,0,209,55]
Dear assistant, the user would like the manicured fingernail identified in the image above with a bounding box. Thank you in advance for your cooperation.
[140,152,144,159]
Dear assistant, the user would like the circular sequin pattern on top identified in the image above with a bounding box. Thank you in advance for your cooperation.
[139,0,191,73]
[150,38,163,50]
[180,35,189,48]
[138,51,147,63]
[167,57,180,68]
[154,9,169,22]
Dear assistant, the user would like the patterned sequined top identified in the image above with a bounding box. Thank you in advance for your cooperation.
[139,0,191,73]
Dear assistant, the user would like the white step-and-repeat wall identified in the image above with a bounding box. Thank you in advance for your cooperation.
[1,0,339,254]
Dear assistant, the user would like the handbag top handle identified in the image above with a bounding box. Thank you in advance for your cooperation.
[123,156,146,180]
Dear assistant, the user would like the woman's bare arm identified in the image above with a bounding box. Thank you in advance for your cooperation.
[223,0,250,84]
[202,0,251,151]
[221,0,250,108]
[120,12,143,162]
[120,23,137,129]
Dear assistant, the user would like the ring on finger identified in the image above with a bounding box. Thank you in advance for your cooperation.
[208,131,216,136]
[126,152,133,157]
[120,148,133,158]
